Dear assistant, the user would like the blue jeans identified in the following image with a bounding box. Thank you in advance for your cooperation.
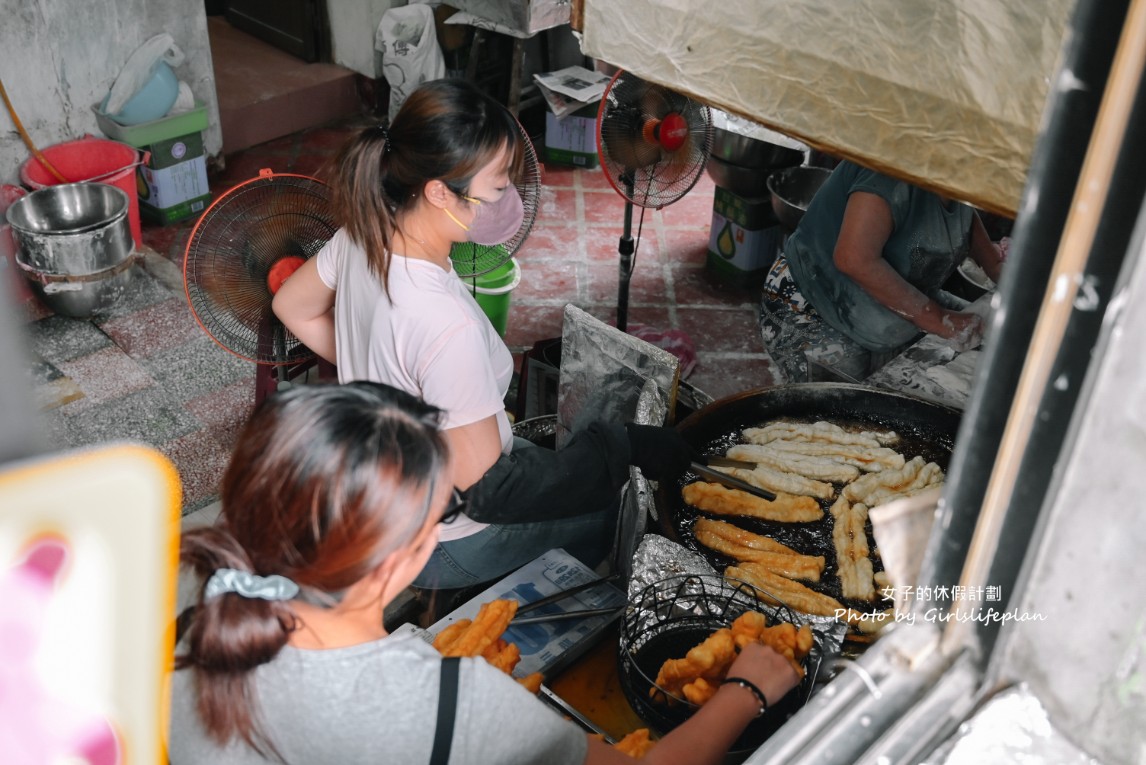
[411,506,617,590]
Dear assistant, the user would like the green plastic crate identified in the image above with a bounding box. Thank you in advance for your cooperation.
[92,101,209,148]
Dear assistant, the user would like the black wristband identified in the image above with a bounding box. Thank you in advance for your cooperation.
[723,676,769,718]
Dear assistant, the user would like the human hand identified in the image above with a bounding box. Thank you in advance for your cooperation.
[624,424,697,482]
[936,310,985,353]
[724,642,802,709]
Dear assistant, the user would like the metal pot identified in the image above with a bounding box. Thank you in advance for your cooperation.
[767,166,833,232]
[706,155,772,198]
[712,125,806,170]
[6,182,136,317]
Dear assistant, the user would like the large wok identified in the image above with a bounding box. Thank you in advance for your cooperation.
[656,383,962,620]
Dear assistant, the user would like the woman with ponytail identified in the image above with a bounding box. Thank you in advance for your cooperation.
[168,381,801,765]
[272,79,696,591]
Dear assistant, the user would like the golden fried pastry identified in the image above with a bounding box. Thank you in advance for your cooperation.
[693,518,801,555]
[694,524,826,582]
[432,599,540,694]
[437,599,518,658]
[682,482,823,523]
[516,672,543,694]
[743,421,898,448]
[613,728,656,758]
[727,564,846,618]
[727,443,861,483]
[759,440,906,473]
[652,611,812,709]
[714,463,835,500]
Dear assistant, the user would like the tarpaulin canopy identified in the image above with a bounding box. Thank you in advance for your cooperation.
[577,0,1075,216]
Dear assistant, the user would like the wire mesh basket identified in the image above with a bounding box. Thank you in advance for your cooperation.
[617,573,821,754]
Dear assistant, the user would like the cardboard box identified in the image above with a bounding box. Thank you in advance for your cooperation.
[544,103,600,168]
[134,131,211,225]
[706,185,784,286]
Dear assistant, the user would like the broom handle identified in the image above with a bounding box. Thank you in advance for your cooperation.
[0,76,70,184]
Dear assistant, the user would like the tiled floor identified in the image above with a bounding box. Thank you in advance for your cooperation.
[19,119,780,515]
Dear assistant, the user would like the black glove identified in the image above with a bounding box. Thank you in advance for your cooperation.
[625,423,697,483]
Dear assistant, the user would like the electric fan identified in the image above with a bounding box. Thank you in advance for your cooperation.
[184,170,334,367]
[597,71,713,331]
[450,118,542,280]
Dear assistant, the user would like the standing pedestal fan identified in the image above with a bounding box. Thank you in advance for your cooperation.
[597,71,713,332]
[184,125,541,406]
[183,170,337,406]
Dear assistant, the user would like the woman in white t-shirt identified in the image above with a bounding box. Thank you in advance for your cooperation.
[273,80,695,590]
[169,382,801,765]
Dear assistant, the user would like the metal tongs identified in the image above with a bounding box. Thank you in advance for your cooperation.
[509,574,623,626]
[690,456,778,501]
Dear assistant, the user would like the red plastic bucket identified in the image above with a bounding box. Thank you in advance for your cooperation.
[20,136,145,248]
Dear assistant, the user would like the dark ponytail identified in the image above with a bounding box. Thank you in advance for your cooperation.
[330,79,525,293]
[176,527,295,759]
[175,381,449,759]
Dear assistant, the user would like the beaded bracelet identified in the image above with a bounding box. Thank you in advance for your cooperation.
[723,676,769,718]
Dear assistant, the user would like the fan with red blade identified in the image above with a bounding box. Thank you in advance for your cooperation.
[597,71,713,331]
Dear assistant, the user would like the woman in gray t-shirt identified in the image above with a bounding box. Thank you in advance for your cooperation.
[169,381,801,765]
[761,161,1006,382]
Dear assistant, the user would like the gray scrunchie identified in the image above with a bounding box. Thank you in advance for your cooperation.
[204,568,300,602]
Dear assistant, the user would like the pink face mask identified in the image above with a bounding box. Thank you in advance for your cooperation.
[444,185,525,246]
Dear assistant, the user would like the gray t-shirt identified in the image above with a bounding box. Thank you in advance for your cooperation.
[168,631,588,765]
[786,161,973,352]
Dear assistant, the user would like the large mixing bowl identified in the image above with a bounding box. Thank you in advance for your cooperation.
[766,166,833,232]
[711,125,805,170]
[706,155,771,198]
[6,182,136,317]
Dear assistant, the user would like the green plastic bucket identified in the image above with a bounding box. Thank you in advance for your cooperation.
[471,258,521,337]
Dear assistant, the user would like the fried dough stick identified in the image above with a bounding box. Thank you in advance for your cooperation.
[727,443,861,483]
[714,463,835,500]
[760,440,907,472]
[693,518,801,556]
[435,599,518,658]
[743,421,898,448]
[842,456,928,503]
[683,481,824,522]
[831,501,875,601]
[694,522,825,582]
[653,627,737,700]
[727,563,846,619]
[728,612,813,677]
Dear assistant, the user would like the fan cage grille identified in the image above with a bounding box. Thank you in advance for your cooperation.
[450,123,543,279]
[184,174,336,365]
[597,72,713,209]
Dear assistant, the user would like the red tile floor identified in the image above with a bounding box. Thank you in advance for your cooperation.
[20,116,780,514]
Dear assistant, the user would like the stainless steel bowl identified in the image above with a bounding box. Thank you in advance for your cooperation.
[7,182,136,317]
[711,125,805,170]
[706,155,771,198]
[766,166,833,232]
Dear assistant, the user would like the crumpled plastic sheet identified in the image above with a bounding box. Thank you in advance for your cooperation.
[579,0,1072,217]
[625,534,848,669]
[556,305,680,447]
[923,684,1104,765]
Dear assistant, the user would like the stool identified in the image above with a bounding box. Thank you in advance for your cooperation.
[461,21,554,117]
[254,357,338,408]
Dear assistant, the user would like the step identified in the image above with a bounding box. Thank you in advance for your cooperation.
[209,16,362,155]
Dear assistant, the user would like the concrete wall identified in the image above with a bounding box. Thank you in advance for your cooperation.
[0,0,221,186]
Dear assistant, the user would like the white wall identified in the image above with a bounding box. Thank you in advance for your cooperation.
[0,0,221,186]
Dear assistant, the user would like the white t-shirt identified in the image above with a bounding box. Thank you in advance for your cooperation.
[316,229,514,542]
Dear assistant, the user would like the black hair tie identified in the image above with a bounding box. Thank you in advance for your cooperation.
[370,125,392,154]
